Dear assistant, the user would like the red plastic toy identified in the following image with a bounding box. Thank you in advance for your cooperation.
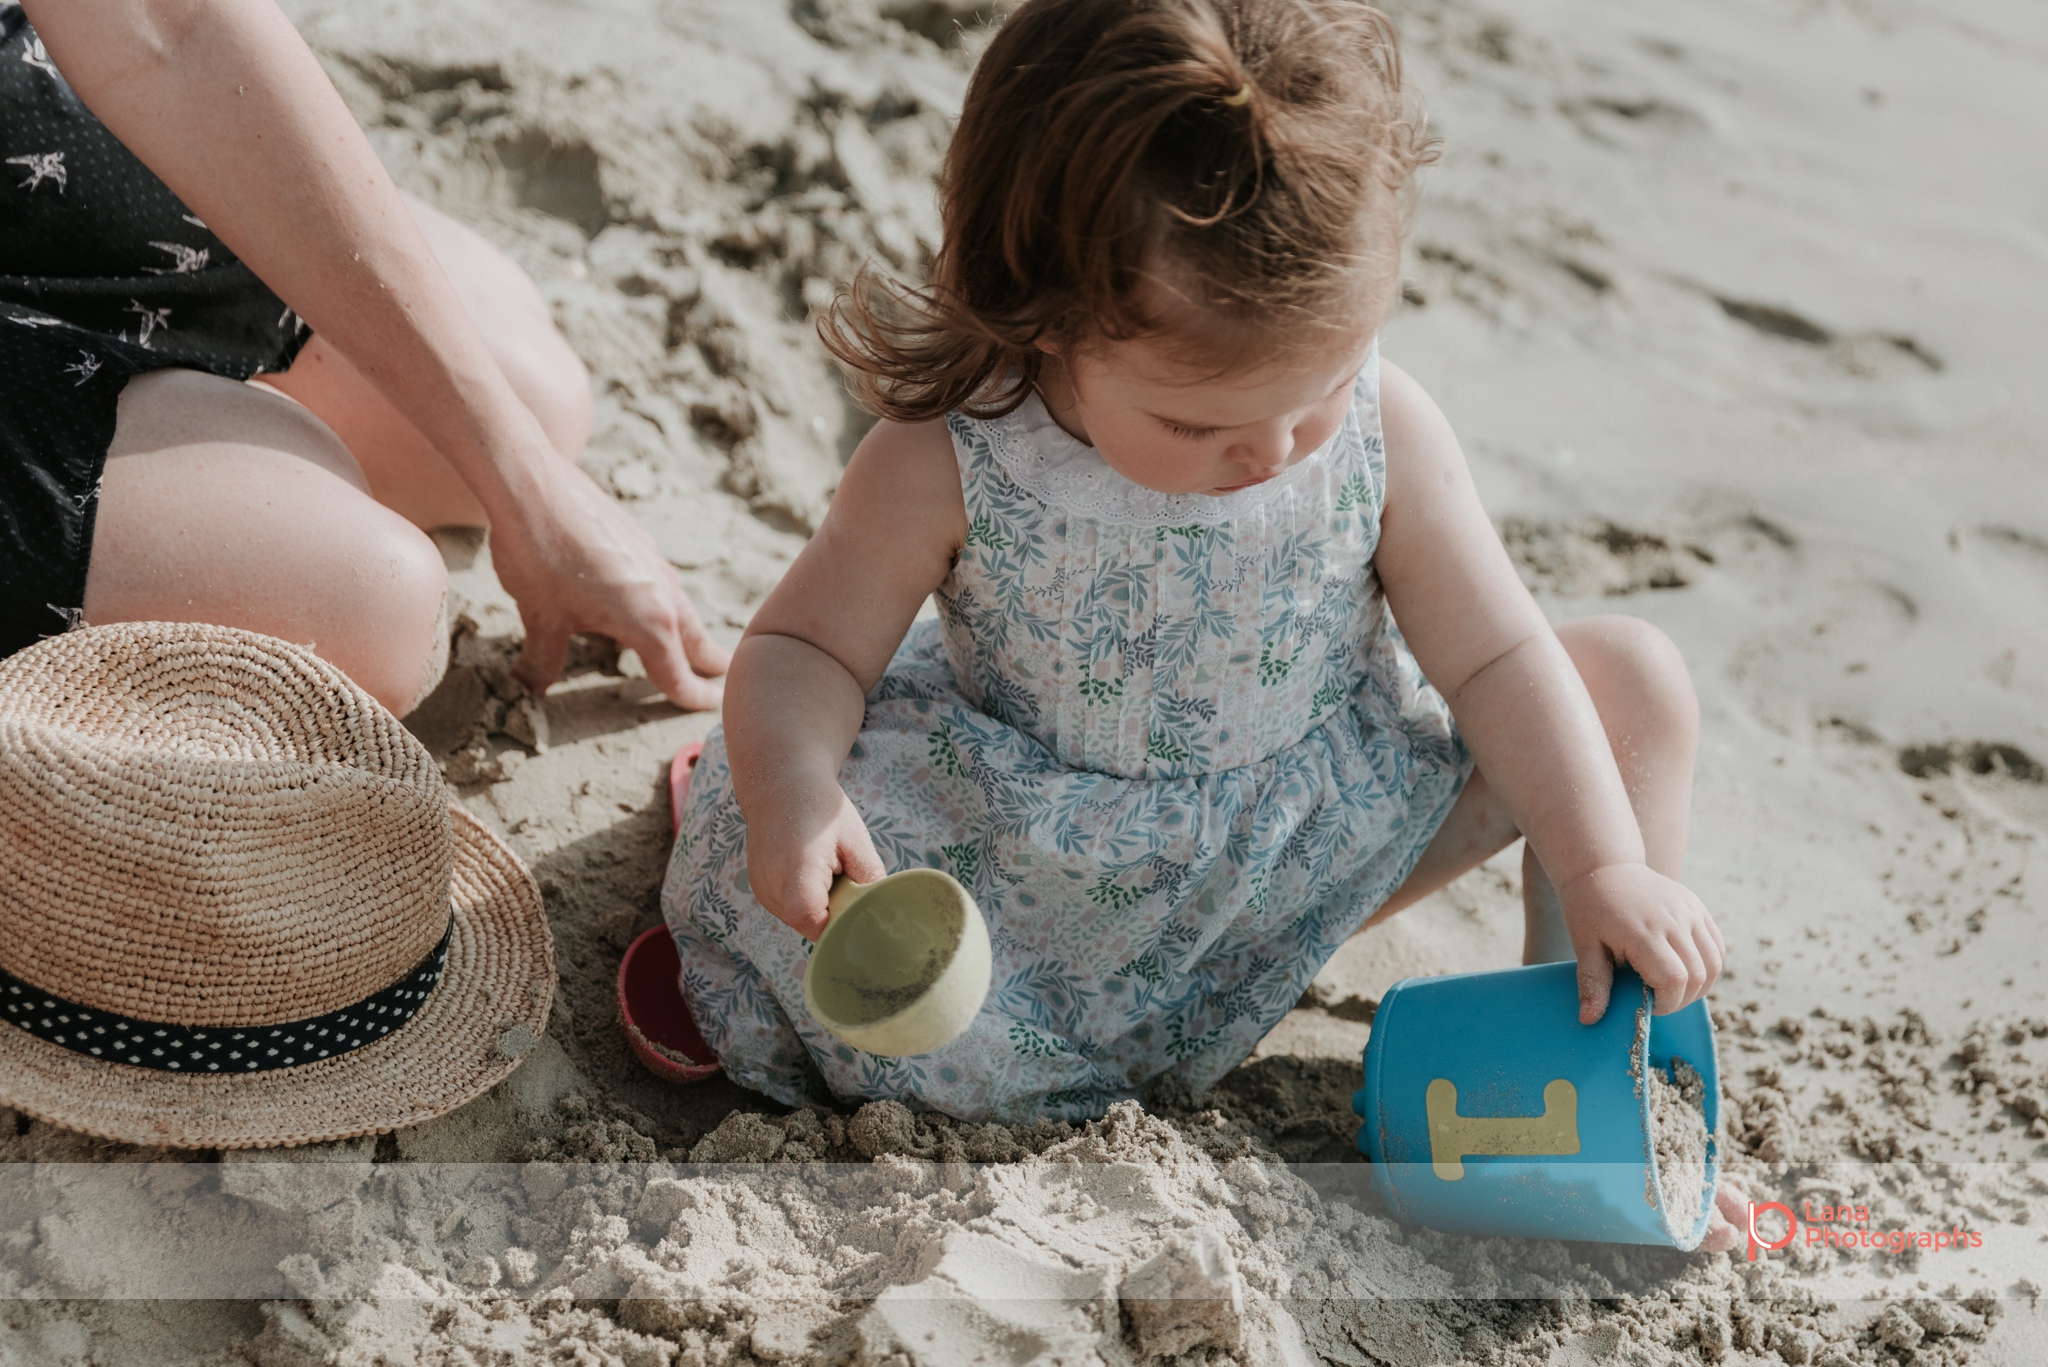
[616,741,720,1082]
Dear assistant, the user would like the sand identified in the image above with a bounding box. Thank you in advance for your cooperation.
[4,0,2047,1361]
[1647,1059,1711,1244]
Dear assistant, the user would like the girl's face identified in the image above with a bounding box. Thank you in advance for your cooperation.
[1039,320,1381,498]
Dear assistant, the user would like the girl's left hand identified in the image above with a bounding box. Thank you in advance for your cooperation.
[1559,862,1725,1024]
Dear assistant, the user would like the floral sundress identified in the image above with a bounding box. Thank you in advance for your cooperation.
[662,343,1470,1122]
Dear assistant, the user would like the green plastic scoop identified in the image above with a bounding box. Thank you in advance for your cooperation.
[802,868,991,1057]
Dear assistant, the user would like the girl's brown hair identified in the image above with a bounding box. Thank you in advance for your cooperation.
[821,0,1436,422]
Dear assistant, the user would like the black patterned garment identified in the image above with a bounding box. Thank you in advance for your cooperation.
[0,7,311,657]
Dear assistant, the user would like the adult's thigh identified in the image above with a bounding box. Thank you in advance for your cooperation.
[82,369,449,715]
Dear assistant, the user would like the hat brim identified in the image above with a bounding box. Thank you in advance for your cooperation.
[0,808,555,1150]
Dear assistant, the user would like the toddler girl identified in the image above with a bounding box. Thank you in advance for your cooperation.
[663,0,1723,1124]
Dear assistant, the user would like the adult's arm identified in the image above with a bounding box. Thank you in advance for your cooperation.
[23,0,730,707]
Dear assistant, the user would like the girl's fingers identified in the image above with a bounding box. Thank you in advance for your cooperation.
[1634,938,1692,1016]
[1574,942,1615,1025]
[1716,1177,1749,1225]
[840,824,888,886]
[1693,921,1724,994]
[1673,931,1709,1013]
[786,858,834,941]
[1697,1212,1740,1254]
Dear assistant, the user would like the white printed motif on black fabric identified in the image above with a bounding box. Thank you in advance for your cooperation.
[0,922,452,1072]
[5,150,64,193]
[62,351,99,386]
[145,241,210,275]
[20,35,57,80]
[125,299,172,348]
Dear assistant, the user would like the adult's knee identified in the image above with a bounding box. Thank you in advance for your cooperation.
[1560,615,1699,750]
[408,196,593,460]
[327,517,449,717]
[498,329,594,461]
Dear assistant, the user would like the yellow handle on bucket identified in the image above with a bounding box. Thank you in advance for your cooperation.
[1426,1078,1581,1180]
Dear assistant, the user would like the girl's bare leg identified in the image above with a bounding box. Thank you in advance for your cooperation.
[1364,613,1701,954]
[258,195,594,530]
[82,369,449,716]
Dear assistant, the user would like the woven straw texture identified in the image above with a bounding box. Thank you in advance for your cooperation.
[0,623,555,1148]
[0,623,449,1023]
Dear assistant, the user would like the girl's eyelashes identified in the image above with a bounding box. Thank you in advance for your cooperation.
[1162,421,1222,440]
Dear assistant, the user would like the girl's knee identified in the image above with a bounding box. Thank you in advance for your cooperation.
[1561,615,1698,742]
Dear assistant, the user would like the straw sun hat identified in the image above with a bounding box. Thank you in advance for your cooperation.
[0,622,555,1149]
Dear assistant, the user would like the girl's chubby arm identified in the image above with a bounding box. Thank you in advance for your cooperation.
[723,419,968,940]
[1373,359,1720,1023]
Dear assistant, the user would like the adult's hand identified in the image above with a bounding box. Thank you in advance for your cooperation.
[491,459,730,709]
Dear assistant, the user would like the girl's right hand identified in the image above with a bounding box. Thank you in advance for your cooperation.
[742,779,888,941]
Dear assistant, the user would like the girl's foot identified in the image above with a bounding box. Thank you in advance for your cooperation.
[1696,1178,1751,1253]
[669,740,703,838]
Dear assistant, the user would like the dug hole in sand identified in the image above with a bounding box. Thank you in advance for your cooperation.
[4,0,2047,1363]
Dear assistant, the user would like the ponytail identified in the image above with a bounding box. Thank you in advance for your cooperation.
[820,0,1437,422]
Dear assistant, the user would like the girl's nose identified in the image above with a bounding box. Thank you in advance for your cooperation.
[1230,426,1293,477]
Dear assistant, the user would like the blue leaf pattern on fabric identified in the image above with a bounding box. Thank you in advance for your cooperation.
[663,346,1469,1122]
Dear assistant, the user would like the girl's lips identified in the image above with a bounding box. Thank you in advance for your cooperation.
[1211,474,1276,494]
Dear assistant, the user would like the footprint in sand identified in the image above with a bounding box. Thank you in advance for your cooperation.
[1500,517,1707,598]
[1899,739,2048,836]
[1501,510,1796,602]
[1726,574,1919,734]
[1937,524,2048,708]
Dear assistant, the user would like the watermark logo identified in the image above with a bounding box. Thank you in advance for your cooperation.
[1746,1201,1983,1261]
[1745,1201,1797,1261]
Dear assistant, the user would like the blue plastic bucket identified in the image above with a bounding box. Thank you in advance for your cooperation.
[1353,962,1719,1249]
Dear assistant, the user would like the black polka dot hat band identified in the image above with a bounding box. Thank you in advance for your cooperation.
[0,920,451,1073]
[0,624,556,1149]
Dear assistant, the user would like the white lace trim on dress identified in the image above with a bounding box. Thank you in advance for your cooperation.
[979,343,1375,527]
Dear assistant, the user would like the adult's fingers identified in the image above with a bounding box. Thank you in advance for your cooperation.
[676,599,734,679]
[637,627,724,712]
[619,584,728,710]
[512,616,571,696]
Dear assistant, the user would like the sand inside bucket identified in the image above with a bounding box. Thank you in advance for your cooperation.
[1646,1057,1711,1240]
